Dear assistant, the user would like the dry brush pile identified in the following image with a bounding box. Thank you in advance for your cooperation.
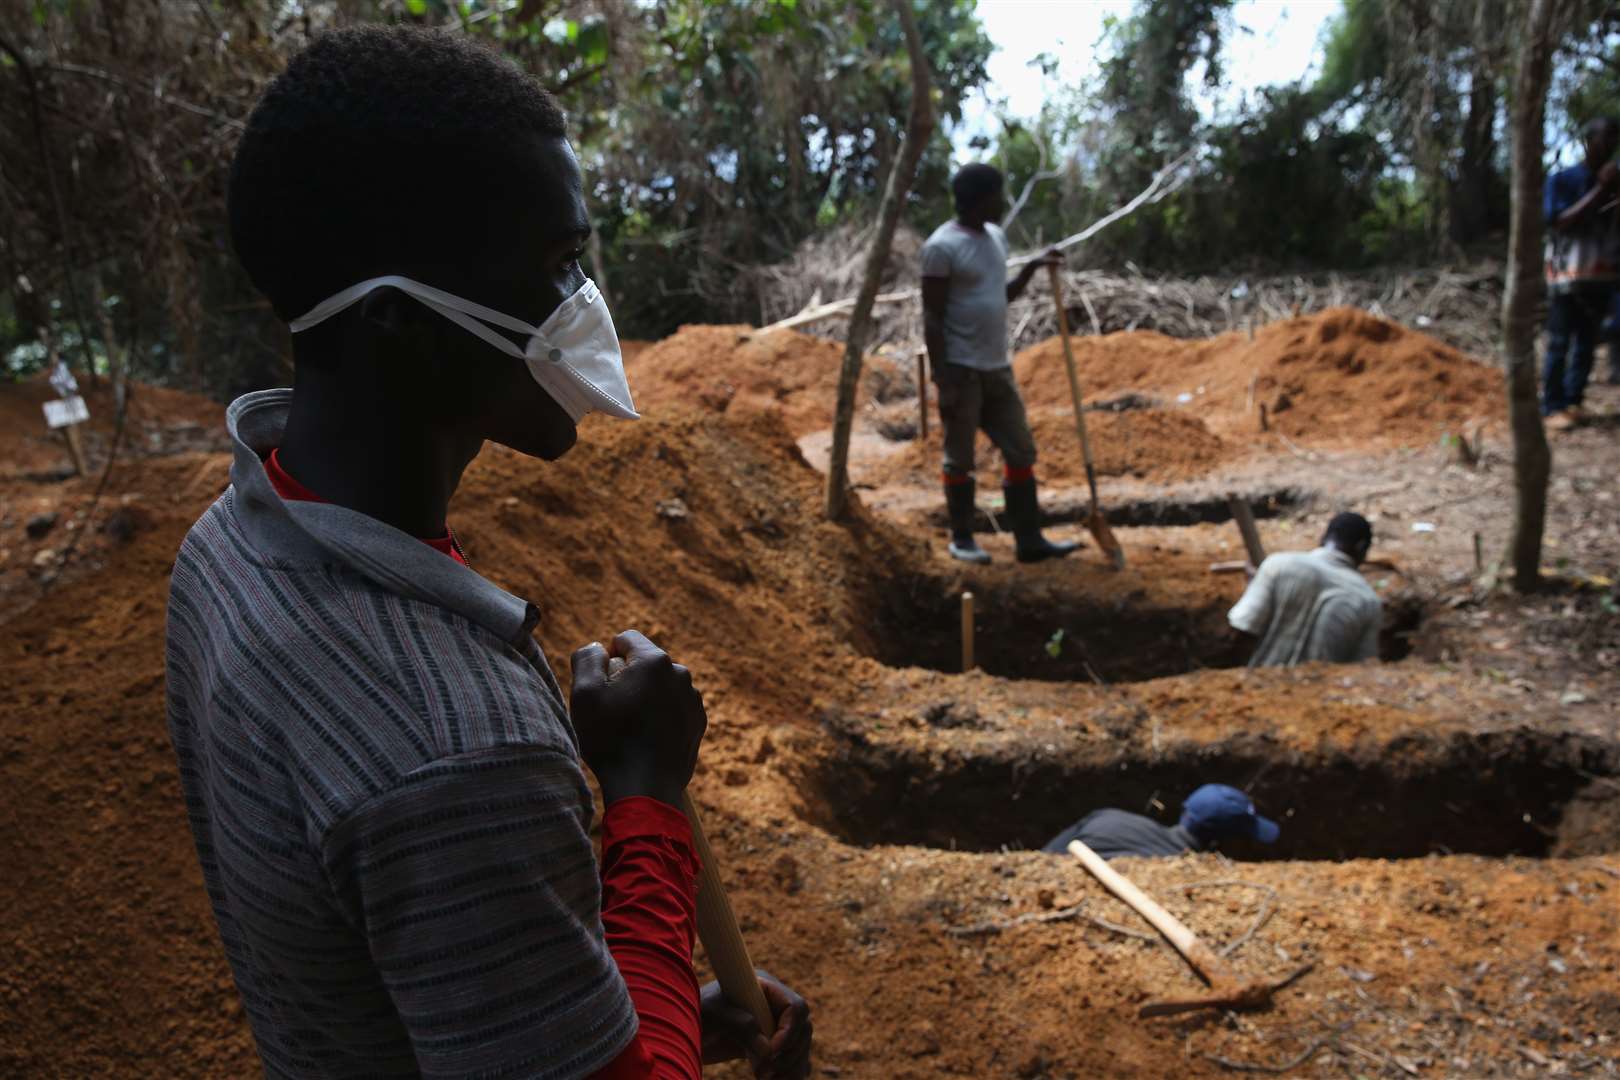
[753,224,1508,362]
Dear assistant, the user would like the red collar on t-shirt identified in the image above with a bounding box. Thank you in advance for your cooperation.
[264,448,468,566]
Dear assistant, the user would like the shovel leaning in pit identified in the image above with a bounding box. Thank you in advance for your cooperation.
[1067,839,1314,1018]
[1046,264,1126,569]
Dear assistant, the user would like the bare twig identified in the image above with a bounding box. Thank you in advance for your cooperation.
[1001,131,1064,232]
[1186,879,1279,960]
[1342,1038,1420,1076]
[1201,1038,1330,1074]
[946,901,1160,942]
[41,61,246,129]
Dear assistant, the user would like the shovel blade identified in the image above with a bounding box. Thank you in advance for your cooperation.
[1088,510,1126,569]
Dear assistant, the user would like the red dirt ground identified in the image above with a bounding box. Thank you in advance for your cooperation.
[1,309,1617,1078]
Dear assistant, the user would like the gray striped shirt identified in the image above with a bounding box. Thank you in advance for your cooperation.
[164,389,635,1078]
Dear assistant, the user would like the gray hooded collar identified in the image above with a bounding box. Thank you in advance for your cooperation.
[224,389,540,646]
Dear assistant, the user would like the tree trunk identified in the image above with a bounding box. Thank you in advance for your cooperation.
[1500,0,1557,592]
[823,0,935,520]
[1451,0,1501,244]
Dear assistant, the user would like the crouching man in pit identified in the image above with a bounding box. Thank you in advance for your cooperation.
[1042,784,1281,860]
[164,28,810,1078]
[1227,511,1383,668]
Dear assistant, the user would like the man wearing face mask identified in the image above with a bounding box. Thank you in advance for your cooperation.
[165,28,810,1080]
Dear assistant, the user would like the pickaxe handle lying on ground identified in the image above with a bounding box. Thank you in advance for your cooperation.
[1067,840,1314,1018]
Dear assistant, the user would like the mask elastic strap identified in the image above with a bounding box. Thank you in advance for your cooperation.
[288,274,541,339]
[411,295,529,361]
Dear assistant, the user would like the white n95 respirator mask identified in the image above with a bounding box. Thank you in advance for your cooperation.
[288,275,638,423]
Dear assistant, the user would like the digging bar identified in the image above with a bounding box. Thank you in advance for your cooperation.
[1067,839,1313,1018]
[682,792,775,1035]
[1047,264,1126,569]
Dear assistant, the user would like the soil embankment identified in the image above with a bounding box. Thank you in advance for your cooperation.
[2,310,1617,1077]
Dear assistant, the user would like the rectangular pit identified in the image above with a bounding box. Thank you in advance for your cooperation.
[807,728,1619,861]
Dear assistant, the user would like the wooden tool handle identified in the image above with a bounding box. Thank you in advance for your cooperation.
[1067,839,1232,988]
[681,792,775,1036]
[1227,495,1267,568]
[1048,264,1101,510]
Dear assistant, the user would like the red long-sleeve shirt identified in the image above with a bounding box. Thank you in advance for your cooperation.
[265,449,705,1078]
[592,798,704,1078]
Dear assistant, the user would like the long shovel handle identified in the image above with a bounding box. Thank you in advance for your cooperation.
[1047,264,1102,513]
[681,792,775,1036]
[1066,840,1233,989]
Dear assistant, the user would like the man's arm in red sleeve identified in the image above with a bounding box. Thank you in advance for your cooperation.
[588,796,703,1080]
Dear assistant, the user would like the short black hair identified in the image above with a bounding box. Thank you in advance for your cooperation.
[951,163,1004,213]
[1585,116,1620,141]
[229,26,568,321]
[1323,511,1372,553]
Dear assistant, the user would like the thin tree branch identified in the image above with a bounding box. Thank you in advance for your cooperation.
[41,60,246,129]
[1001,130,1063,231]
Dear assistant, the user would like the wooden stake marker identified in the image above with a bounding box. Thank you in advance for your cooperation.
[961,591,975,672]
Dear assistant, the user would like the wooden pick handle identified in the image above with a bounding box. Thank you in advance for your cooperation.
[1067,839,1233,988]
[681,792,775,1036]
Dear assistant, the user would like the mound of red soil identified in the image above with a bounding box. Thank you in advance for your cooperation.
[1015,307,1502,448]
[857,405,1231,489]
[0,406,923,1076]
[623,325,884,438]
[0,375,225,478]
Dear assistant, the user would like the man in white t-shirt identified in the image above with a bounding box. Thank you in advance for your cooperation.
[920,164,1078,564]
[1228,512,1383,668]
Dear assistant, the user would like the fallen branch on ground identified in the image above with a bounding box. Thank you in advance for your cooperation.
[1201,1038,1330,1074]
[1178,879,1279,959]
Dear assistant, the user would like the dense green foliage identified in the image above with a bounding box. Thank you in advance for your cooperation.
[995,0,1620,273]
[0,0,988,396]
[6,0,1620,399]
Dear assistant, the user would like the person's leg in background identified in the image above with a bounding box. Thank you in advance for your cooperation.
[1563,290,1608,417]
[1602,294,1620,385]
[1544,292,1576,425]
[938,364,990,563]
[980,367,1078,564]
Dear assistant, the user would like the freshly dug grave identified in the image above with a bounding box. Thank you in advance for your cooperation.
[2,371,1617,1078]
[801,661,1620,856]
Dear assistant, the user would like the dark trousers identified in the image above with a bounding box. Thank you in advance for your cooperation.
[1543,290,1612,414]
[935,362,1037,477]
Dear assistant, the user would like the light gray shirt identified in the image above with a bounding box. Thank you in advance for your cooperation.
[1228,546,1383,668]
[920,219,1011,370]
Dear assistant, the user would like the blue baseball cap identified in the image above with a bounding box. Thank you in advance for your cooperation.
[1180,784,1280,844]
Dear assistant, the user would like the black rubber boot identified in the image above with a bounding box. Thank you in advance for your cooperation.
[944,479,991,563]
[1004,477,1080,563]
